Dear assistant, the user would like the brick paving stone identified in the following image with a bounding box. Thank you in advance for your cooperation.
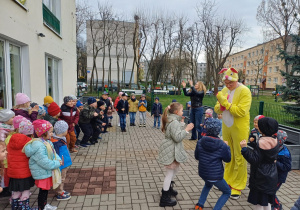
[1,112,300,209]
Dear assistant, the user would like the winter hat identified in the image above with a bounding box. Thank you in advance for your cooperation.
[102,91,109,95]
[30,102,38,108]
[254,115,265,121]
[206,118,222,137]
[118,92,124,97]
[122,93,128,97]
[54,120,69,135]
[97,100,105,107]
[69,95,77,100]
[205,109,213,117]
[141,94,145,98]
[172,99,177,103]
[33,120,52,137]
[76,100,83,107]
[47,102,61,117]
[0,109,15,122]
[38,106,46,116]
[44,96,54,105]
[19,120,34,135]
[15,93,30,106]
[155,97,159,101]
[258,117,278,137]
[87,97,97,105]
[13,115,27,129]
[64,96,73,104]
[277,130,288,150]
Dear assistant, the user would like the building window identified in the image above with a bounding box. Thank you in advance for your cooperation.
[45,55,60,102]
[247,70,250,75]
[247,61,250,66]
[43,0,61,34]
[251,70,253,75]
[268,78,271,83]
[259,78,261,83]
[276,55,280,61]
[252,52,254,56]
[274,77,278,83]
[264,72,266,76]
[276,44,281,49]
[248,53,251,58]
[274,66,279,72]
[0,40,23,108]
[269,56,273,62]
[269,67,272,73]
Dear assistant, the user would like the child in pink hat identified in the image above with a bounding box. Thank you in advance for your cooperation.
[23,120,61,210]
[12,93,39,122]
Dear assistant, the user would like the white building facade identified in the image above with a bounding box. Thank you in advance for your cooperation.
[0,0,76,108]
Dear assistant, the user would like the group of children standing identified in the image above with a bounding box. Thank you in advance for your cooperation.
[157,101,292,210]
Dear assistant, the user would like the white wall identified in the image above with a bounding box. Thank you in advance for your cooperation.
[0,0,76,106]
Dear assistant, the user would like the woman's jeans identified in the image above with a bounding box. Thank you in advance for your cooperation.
[190,107,203,140]
[129,112,136,124]
[198,179,231,210]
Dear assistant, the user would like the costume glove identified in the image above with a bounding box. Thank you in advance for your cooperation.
[217,92,231,110]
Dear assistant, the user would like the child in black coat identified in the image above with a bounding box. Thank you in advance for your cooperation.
[151,97,162,129]
[272,130,292,210]
[116,93,129,132]
[241,117,279,210]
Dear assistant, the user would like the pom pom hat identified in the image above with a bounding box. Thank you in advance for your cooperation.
[33,120,52,137]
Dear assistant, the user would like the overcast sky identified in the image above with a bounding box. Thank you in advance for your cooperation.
[83,0,264,62]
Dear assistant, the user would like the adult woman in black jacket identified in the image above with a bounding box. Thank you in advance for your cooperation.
[182,80,206,140]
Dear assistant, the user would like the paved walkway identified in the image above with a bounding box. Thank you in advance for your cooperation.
[1,112,300,210]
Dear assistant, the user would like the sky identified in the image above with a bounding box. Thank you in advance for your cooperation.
[83,0,264,62]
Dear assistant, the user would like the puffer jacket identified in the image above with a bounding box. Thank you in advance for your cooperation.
[114,97,121,111]
[195,135,231,180]
[242,136,279,195]
[7,134,32,179]
[277,145,292,183]
[59,104,79,132]
[128,99,139,112]
[78,104,95,124]
[157,114,188,165]
[12,108,38,122]
[24,138,61,180]
[51,135,72,170]
[183,87,204,108]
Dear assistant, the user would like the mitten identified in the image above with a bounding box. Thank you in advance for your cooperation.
[217,92,231,110]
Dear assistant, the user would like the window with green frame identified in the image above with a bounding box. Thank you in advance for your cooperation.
[42,2,60,34]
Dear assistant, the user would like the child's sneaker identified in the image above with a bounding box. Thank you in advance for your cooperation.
[56,192,71,201]
[44,204,58,210]
[143,124,146,127]
[139,124,142,127]
[195,203,203,210]
[152,126,156,128]
[63,191,70,196]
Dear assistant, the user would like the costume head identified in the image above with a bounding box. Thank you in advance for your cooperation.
[206,118,222,137]
[258,117,278,137]
[277,130,288,150]
[218,68,239,82]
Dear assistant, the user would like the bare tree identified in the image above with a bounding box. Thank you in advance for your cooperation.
[257,0,297,73]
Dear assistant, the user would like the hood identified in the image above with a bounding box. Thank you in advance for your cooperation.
[259,137,278,150]
[61,104,77,112]
[200,136,223,152]
[9,133,32,150]
[166,114,181,124]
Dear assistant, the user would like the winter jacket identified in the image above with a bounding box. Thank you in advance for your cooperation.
[151,102,162,117]
[44,114,58,126]
[114,97,121,112]
[276,145,292,183]
[128,99,139,112]
[195,135,231,180]
[241,136,279,195]
[107,105,114,117]
[117,99,129,115]
[24,138,61,180]
[59,104,79,132]
[7,134,32,179]
[78,104,95,124]
[100,97,111,114]
[50,135,72,170]
[138,100,147,112]
[183,87,204,108]
[12,109,38,122]
[0,123,13,141]
[90,108,104,128]
[158,114,188,165]
[247,128,261,150]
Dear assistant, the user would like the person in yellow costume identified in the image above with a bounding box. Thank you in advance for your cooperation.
[214,67,252,200]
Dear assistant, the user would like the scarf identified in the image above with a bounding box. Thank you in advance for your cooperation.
[131,98,136,102]
[23,138,61,189]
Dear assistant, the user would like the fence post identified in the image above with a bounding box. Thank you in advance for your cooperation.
[259,101,264,115]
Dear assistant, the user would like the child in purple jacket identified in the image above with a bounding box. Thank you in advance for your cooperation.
[12,93,39,122]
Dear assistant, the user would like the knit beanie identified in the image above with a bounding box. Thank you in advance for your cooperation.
[155,97,159,101]
[54,120,69,135]
[13,115,27,129]
[15,93,30,106]
[258,117,278,137]
[254,115,265,121]
[118,92,123,97]
[47,102,61,117]
[33,120,52,137]
[38,105,46,116]
[76,100,83,107]
[205,109,213,117]
[0,109,15,122]
[64,96,73,104]
[30,102,38,108]
[206,118,222,137]
[69,95,77,100]
[277,130,288,150]
[88,97,96,105]
[44,96,54,105]
[97,100,105,107]
[19,120,34,135]
[172,99,177,103]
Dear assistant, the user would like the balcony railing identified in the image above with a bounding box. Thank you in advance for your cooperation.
[42,4,60,34]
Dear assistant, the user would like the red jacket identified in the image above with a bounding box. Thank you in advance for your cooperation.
[7,133,32,179]
[114,97,121,112]
[59,104,79,132]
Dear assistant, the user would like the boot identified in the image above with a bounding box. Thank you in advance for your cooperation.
[11,199,19,210]
[18,198,33,210]
[159,189,177,207]
[169,181,178,196]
